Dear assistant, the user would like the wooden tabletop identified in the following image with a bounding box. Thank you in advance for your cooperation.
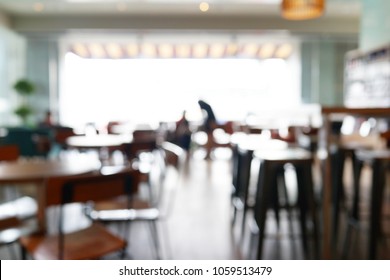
[0,157,100,184]
[0,156,101,232]
[66,134,132,149]
[231,133,292,152]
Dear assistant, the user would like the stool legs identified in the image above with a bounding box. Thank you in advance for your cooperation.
[240,151,253,238]
[296,164,319,259]
[343,157,387,259]
[330,149,344,252]
[254,161,272,260]
[369,159,386,259]
[253,160,318,259]
[342,156,363,258]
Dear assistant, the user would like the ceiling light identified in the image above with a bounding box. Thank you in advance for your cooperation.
[106,44,123,59]
[158,44,174,58]
[242,43,258,57]
[225,43,238,57]
[275,44,293,58]
[176,44,191,58]
[126,44,139,57]
[199,2,210,13]
[33,2,44,12]
[116,3,128,12]
[89,43,106,58]
[73,43,89,57]
[209,44,225,58]
[141,43,156,57]
[258,43,276,59]
[193,43,208,58]
[281,0,325,20]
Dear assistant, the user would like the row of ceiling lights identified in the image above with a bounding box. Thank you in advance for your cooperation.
[32,2,211,13]
[71,42,293,59]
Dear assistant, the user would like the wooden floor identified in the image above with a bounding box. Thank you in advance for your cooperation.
[1,148,389,260]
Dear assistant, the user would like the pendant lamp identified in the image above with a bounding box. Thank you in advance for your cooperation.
[281,0,325,20]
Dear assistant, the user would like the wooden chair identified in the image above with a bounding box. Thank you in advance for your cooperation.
[53,126,77,150]
[132,129,157,143]
[0,145,37,259]
[85,142,185,259]
[121,140,157,163]
[19,169,140,260]
[0,145,20,161]
[0,197,37,259]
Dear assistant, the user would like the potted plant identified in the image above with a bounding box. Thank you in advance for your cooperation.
[13,79,35,125]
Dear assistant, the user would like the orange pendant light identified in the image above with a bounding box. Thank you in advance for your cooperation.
[281,0,325,20]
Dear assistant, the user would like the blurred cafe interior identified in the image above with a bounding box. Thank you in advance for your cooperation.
[0,0,390,260]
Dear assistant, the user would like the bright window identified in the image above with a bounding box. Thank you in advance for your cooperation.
[60,53,299,129]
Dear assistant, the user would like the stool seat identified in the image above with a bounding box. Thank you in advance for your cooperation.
[252,147,319,259]
[356,149,390,161]
[254,148,311,162]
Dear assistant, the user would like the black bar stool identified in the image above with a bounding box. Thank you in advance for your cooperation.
[328,142,372,254]
[230,135,289,238]
[231,143,253,233]
[343,149,390,259]
[252,148,319,259]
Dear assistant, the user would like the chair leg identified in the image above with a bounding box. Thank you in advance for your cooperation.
[369,159,386,259]
[6,243,17,259]
[271,168,281,229]
[342,158,363,259]
[331,149,344,253]
[303,163,319,259]
[254,161,272,259]
[20,244,27,260]
[295,162,319,259]
[232,201,238,226]
[148,220,161,259]
[295,165,309,258]
[240,150,252,238]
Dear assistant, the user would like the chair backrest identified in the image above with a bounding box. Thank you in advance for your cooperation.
[152,142,185,216]
[53,126,76,148]
[44,168,140,259]
[45,168,140,207]
[161,141,185,170]
[0,145,20,161]
[132,129,157,142]
[120,140,156,162]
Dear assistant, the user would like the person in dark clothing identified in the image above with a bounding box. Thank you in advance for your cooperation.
[174,110,192,151]
[197,99,217,159]
[198,99,217,133]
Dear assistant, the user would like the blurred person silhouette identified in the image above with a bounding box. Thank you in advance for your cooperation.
[197,99,217,159]
[174,110,192,152]
[198,99,217,133]
[39,110,54,127]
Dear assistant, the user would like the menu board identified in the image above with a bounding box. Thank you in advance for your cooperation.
[344,44,390,108]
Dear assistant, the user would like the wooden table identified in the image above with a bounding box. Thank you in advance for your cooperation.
[66,134,132,150]
[321,106,390,259]
[0,156,100,231]
[66,134,133,164]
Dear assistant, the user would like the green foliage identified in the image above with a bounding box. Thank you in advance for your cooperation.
[14,105,33,120]
[13,79,35,96]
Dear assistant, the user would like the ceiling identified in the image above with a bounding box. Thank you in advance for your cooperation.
[0,0,362,36]
[0,0,361,17]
